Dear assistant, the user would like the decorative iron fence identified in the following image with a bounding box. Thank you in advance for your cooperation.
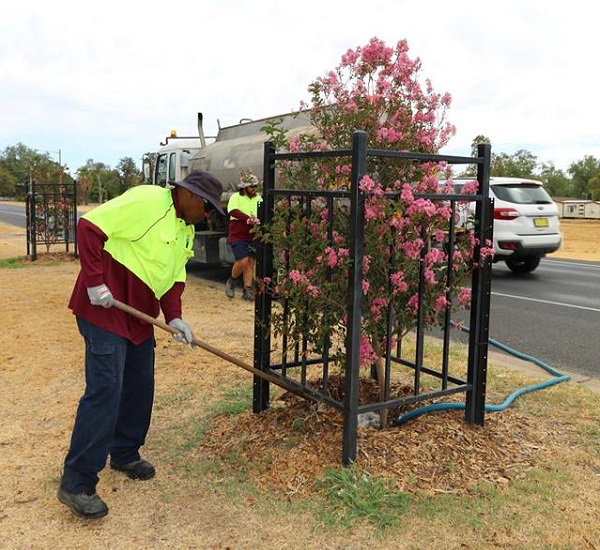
[254,132,492,464]
[26,180,78,260]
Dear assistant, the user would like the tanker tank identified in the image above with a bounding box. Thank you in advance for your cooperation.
[188,111,314,193]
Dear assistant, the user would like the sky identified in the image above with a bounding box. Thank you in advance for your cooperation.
[1,0,598,175]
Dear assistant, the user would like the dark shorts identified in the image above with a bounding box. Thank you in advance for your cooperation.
[230,241,259,261]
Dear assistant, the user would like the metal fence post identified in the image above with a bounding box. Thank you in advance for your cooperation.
[31,180,38,260]
[253,141,276,413]
[465,143,492,425]
[342,131,368,464]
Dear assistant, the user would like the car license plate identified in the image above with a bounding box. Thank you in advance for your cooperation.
[533,217,549,227]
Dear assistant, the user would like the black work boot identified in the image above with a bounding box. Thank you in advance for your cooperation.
[241,286,254,301]
[110,458,156,480]
[57,487,108,519]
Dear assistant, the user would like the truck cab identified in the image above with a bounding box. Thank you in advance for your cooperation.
[155,134,201,187]
[144,124,231,265]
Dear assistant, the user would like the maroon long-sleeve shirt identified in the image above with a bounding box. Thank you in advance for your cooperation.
[68,193,185,344]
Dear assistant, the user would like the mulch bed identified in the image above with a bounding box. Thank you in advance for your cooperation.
[200,375,557,498]
[23,251,78,264]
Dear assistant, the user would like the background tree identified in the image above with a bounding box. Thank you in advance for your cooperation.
[77,174,92,205]
[568,155,600,199]
[2,143,49,189]
[457,135,491,177]
[588,175,600,201]
[470,134,491,157]
[490,149,538,178]
[539,161,571,197]
[0,164,18,197]
[77,160,120,203]
[116,156,143,194]
[0,143,73,196]
[459,138,540,180]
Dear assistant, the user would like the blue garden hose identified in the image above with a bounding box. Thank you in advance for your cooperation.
[393,323,571,425]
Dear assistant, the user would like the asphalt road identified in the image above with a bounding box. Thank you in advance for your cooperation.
[452,257,600,379]
[0,203,26,227]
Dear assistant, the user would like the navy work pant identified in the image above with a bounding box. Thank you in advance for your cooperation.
[60,317,155,494]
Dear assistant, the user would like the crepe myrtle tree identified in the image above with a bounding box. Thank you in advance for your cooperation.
[258,38,491,394]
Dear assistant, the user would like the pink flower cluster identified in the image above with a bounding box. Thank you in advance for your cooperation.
[257,36,481,371]
[315,246,349,269]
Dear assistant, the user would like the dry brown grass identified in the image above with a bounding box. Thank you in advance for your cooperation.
[550,218,600,261]
[0,216,599,549]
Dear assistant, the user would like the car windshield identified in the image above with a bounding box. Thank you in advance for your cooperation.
[491,184,553,204]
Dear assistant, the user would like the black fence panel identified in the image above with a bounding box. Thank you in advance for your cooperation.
[255,133,492,464]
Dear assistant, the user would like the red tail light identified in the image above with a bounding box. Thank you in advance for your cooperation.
[494,207,520,220]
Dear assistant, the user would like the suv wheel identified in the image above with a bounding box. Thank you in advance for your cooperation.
[505,256,541,274]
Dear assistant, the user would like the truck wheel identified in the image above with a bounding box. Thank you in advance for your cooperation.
[505,256,541,273]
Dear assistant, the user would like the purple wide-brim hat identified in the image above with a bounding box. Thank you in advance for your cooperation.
[173,170,224,214]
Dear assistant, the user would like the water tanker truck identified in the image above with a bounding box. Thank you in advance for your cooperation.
[143,111,313,265]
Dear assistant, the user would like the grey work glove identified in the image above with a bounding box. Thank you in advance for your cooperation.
[168,318,194,345]
[87,284,114,308]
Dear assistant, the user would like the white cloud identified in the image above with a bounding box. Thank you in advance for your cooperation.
[1,0,598,172]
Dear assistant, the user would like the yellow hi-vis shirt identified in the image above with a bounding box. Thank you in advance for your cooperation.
[83,185,194,299]
[227,192,262,219]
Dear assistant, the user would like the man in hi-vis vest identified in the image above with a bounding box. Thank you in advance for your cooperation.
[57,170,223,519]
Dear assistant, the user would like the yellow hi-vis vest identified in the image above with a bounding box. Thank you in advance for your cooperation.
[83,185,194,299]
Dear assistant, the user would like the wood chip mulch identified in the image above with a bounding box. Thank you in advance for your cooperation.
[199,375,560,498]
[15,251,78,264]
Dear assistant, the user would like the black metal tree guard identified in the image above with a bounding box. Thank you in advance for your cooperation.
[254,132,493,465]
[26,179,78,260]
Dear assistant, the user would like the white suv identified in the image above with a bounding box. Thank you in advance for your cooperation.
[451,177,562,273]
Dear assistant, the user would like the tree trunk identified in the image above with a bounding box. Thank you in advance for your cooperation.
[373,342,388,428]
